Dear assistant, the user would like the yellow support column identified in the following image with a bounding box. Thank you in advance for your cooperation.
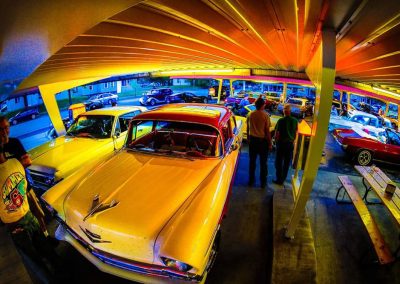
[39,77,106,136]
[285,29,336,238]
[397,105,400,128]
[217,79,223,104]
[229,79,234,96]
[282,82,287,103]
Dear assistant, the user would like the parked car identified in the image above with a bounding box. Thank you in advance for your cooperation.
[28,106,146,193]
[329,110,385,136]
[9,107,40,125]
[333,128,400,166]
[225,94,276,111]
[263,92,282,103]
[84,93,118,108]
[139,88,173,106]
[85,100,104,110]
[228,103,280,140]
[277,98,313,118]
[165,92,211,104]
[209,85,229,100]
[42,103,243,283]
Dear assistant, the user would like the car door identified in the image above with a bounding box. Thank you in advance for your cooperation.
[385,131,400,164]
[156,89,166,102]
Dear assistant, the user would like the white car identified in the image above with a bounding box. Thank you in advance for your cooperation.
[85,93,119,106]
[329,111,385,136]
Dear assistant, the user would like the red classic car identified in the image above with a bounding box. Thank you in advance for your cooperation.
[332,128,400,166]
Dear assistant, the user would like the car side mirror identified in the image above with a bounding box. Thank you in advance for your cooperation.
[230,142,239,152]
[114,131,121,138]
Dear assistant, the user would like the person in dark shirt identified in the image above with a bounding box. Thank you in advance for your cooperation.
[273,104,298,185]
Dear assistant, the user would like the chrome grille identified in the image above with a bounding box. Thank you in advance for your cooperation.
[28,169,56,190]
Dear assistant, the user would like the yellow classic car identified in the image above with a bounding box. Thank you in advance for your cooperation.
[42,103,243,283]
[29,106,146,192]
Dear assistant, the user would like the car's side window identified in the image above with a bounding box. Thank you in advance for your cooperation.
[132,120,153,141]
[119,111,141,133]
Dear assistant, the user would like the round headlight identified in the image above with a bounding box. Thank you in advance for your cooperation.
[160,257,192,272]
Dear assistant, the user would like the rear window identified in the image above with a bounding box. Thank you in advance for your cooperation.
[287,99,302,105]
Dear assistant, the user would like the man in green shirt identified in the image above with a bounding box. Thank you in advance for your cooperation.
[273,104,298,185]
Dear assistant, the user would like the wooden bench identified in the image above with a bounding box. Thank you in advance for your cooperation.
[336,175,395,265]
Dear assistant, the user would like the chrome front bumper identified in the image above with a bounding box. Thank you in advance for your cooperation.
[55,223,204,284]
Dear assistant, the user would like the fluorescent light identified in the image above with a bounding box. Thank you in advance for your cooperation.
[159,69,234,75]
[372,86,400,97]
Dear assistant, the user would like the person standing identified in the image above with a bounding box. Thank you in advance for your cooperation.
[238,93,250,116]
[246,98,272,188]
[273,104,298,185]
[0,139,65,281]
[0,116,48,236]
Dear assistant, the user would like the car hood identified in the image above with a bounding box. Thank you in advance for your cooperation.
[64,150,220,263]
[29,136,113,178]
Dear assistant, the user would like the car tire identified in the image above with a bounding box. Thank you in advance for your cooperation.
[205,229,221,273]
[203,97,208,104]
[150,99,156,106]
[31,114,36,119]
[356,149,373,166]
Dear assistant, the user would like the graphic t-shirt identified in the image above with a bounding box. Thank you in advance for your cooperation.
[0,159,29,223]
[3,138,27,160]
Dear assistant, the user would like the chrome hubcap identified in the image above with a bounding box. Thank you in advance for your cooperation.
[358,151,371,165]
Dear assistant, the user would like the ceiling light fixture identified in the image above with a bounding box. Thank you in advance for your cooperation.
[159,69,234,75]
[372,86,400,97]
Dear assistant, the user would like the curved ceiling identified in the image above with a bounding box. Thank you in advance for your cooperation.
[2,0,400,96]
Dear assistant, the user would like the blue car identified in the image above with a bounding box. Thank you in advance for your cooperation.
[9,107,40,125]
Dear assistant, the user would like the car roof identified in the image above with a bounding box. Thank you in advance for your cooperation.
[351,110,377,119]
[82,106,145,116]
[287,97,308,102]
[133,103,229,129]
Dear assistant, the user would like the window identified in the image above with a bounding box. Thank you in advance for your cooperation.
[89,85,93,90]
[131,120,153,141]
[122,80,130,86]
[117,111,142,133]
[104,82,109,88]
[15,97,20,103]
[387,131,400,146]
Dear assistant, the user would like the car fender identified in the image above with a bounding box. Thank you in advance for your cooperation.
[41,154,111,221]
[155,158,236,275]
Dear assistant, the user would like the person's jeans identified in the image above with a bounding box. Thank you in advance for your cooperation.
[249,136,269,186]
[275,141,294,183]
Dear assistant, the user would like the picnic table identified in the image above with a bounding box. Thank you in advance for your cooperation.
[335,165,400,264]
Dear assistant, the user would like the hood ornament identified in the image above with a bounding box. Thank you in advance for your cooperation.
[83,194,119,222]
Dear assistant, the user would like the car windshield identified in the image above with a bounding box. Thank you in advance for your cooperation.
[246,105,256,111]
[67,115,114,138]
[287,99,302,105]
[88,95,99,100]
[387,130,400,146]
[127,120,220,158]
